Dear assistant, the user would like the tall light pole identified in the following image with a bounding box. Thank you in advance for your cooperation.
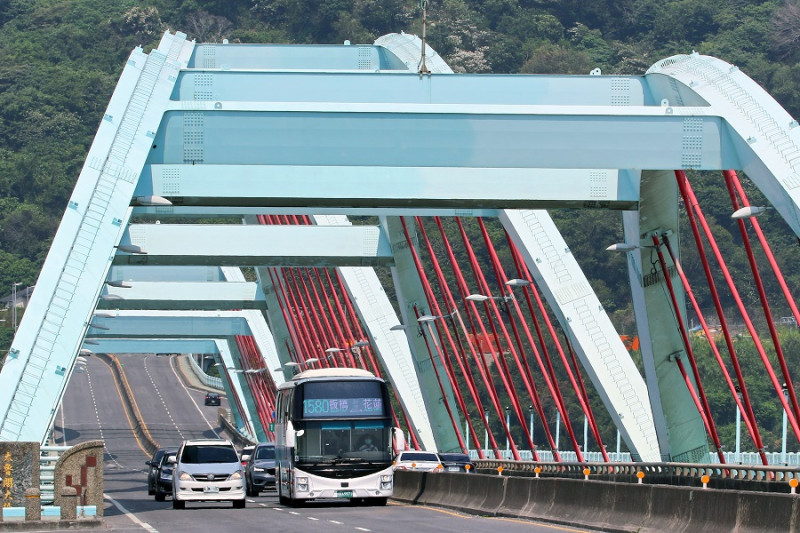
[735,386,742,464]
[12,282,22,332]
[505,406,510,452]
[529,405,534,444]
[555,409,561,454]
[782,383,789,465]
[484,412,489,452]
[583,415,589,455]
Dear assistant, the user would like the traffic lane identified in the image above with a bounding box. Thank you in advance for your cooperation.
[242,496,598,533]
[89,356,151,470]
[120,353,224,443]
[120,353,186,447]
[54,356,100,445]
[98,472,600,533]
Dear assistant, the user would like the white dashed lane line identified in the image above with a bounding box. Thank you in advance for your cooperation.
[143,355,185,439]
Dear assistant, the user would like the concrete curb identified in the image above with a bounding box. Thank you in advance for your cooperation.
[393,471,800,532]
[0,518,103,531]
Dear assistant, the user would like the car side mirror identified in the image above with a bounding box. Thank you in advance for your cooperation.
[241,454,250,462]
[167,456,176,464]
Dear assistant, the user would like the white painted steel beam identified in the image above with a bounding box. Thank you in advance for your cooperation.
[144,165,636,210]
[113,224,393,267]
[0,31,195,443]
[97,281,266,310]
[501,209,661,462]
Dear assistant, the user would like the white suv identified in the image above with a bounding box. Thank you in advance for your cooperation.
[171,438,246,509]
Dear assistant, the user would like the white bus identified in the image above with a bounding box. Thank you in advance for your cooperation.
[275,368,404,506]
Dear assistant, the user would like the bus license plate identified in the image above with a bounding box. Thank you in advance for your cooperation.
[336,490,353,498]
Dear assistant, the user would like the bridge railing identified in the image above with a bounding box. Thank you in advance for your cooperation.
[39,445,70,503]
[473,458,800,492]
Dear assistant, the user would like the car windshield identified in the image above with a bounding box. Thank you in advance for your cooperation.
[255,446,275,460]
[399,452,438,462]
[180,444,238,464]
[439,453,470,462]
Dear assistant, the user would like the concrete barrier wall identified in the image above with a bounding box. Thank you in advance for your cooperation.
[95,353,159,456]
[393,471,800,533]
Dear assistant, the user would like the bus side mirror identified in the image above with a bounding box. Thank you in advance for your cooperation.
[286,421,296,447]
[392,427,406,451]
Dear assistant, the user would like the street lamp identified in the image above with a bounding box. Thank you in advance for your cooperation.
[605,243,639,252]
[731,205,772,219]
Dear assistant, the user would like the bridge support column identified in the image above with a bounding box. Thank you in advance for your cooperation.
[382,216,461,452]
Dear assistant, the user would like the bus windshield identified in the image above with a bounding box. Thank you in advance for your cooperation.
[295,420,391,464]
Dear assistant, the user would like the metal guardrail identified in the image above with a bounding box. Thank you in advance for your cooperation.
[473,459,800,492]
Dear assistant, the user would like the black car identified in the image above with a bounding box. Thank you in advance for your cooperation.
[204,392,221,406]
[154,447,179,501]
[146,448,173,495]
[245,442,276,496]
[438,452,476,473]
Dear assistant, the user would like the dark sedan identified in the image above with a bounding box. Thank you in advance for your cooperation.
[146,448,172,495]
[204,392,221,406]
[438,452,475,473]
[245,442,276,496]
[154,447,178,501]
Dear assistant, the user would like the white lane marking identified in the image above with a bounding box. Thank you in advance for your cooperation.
[290,511,300,515]
[144,355,185,439]
[355,528,371,532]
[105,492,159,533]
[330,520,343,525]
[308,517,319,521]
[169,356,220,437]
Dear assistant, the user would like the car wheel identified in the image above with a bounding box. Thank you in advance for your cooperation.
[252,489,260,497]
[233,499,246,509]
[172,498,185,509]
[154,487,165,502]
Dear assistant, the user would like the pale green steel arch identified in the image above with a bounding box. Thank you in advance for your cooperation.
[2,32,800,464]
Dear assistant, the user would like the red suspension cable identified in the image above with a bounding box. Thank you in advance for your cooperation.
[676,170,800,444]
[723,170,800,426]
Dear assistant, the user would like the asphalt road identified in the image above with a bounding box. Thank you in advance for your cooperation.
[52,354,599,533]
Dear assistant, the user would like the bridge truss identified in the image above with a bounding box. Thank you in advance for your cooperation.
[1,31,800,464]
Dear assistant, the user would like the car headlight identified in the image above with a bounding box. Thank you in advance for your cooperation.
[178,471,192,481]
[229,471,243,480]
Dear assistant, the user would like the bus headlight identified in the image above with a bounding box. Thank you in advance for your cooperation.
[296,477,309,492]
[380,474,392,490]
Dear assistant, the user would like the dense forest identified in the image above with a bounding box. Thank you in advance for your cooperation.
[2,0,800,455]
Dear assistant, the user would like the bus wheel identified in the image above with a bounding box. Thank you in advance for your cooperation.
[371,497,388,506]
[279,494,291,506]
